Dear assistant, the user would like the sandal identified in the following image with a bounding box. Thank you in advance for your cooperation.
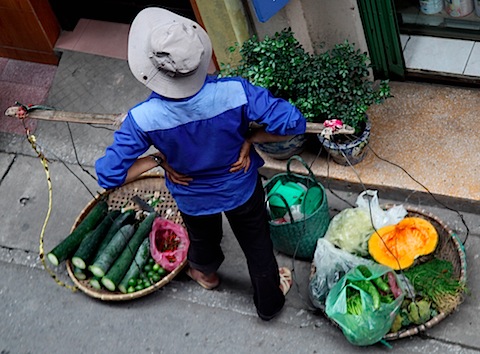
[279,267,292,296]
[186,267,220,290]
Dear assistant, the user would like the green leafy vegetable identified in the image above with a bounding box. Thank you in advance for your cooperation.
[403,258,465,313]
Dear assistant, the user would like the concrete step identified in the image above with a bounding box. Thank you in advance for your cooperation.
[259,80,480,214]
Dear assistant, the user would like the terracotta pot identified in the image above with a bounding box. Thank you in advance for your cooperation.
[317,119,371,165]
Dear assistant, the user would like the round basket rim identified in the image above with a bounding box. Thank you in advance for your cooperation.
[66,172,188,301]
[66,258,187,301]
[311,204,468,341]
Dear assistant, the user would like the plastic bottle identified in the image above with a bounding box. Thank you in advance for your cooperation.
[420,0,444,14]
[444,0,474,17]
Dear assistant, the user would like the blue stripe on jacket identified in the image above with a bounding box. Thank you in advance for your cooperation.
[95,76,306,215]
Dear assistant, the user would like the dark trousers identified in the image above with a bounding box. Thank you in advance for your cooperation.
[180,176,285,320]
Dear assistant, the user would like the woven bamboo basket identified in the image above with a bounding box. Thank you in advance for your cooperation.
[66,173,187,301]
[310,205,468,341]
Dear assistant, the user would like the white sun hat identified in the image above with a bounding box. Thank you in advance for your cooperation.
[128,7,212,99]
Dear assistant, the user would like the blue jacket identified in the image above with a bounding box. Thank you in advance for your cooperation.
[95,76,306,215]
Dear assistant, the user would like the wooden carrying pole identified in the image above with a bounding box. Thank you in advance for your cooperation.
[4,106,324,133]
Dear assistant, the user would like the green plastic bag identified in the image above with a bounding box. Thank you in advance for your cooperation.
[325,263,405,346]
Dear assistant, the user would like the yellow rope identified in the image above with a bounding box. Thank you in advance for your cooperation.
[27,133,77,292]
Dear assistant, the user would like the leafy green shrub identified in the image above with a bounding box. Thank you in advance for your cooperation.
[220,29,310,106]
[313,41,391,132]
[220,29,391,133]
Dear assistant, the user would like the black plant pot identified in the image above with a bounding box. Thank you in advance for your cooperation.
[317,119,371,166]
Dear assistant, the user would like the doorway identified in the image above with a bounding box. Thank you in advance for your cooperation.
[358,0,480,84]
[48,0,196,31]
[395,0,480,84]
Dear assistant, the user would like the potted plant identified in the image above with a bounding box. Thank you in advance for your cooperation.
[311,41,392,165]
[220,30,392,164]
[220,29,311,159]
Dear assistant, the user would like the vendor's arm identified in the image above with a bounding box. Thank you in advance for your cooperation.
[124,155,157,184]
[96,115,151,189]
[229,127,295,173]
[242,79,306,137]
[229,80,306,173]
[246,127,295,144]
[125,152,193,186]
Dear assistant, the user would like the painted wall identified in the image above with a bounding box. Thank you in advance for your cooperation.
[195,0,369,69]
[245,0,368,55]
[195,0,252,68]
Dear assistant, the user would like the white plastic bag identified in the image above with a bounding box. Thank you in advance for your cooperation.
[355,190,407,229]
[324,190,407,256]
[283,204,305,222]
[309,238,375,309]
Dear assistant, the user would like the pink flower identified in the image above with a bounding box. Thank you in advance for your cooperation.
[323,119,344,129]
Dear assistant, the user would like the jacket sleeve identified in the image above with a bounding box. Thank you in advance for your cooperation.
[241,79,306,136]
[95,114,151,189]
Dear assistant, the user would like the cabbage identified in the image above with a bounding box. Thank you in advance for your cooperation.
[324,207,374,256]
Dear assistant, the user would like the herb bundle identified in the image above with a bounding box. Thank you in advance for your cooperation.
[403,258,466,313]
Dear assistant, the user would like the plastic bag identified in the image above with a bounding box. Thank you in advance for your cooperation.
[355,190,407,230]
[283,204,305,222]
[149,217,190,272]
[324,190,407,256]
[325,263,405,346]
[309,238,375,308]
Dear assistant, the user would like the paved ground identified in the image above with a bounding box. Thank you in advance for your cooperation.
[0,50,479,353]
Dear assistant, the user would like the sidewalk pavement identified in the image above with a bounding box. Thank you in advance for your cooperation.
[0,50,479,353]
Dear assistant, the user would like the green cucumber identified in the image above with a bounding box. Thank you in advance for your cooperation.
[102,213,156,292]
[89,276,102,290]
[92,209,135,262]
[351,280,381,310]
[47,201,109,266]
[118,238,151,294]
[71,210,121,269]
[73,266,87,280]
[357,265,391,293]
[88,224,136,278]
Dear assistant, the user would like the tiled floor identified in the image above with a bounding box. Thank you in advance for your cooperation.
[2,18,480,138]
[55,19,130,60]
[54,19,217,74]
[1,18,479,209]
[55,19,480,78]
[0,58,57,135]
[401,34,480,76]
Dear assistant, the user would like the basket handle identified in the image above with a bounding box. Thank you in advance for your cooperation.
[286,155,317,186]
[266,192,294,222]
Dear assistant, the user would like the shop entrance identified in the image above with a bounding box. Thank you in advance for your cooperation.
[396,0,480,41]
[48,0,196,31]
[395,0,480,85]
[358,0,480,85]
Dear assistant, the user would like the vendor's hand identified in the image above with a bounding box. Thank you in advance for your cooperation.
[230,140,251,173]
[165,169,192,186]
[153,152,193,186]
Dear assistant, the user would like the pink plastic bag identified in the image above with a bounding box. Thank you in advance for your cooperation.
[149,217,189,272]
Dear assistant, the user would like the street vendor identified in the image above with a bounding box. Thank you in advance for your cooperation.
[95,7,306,320]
